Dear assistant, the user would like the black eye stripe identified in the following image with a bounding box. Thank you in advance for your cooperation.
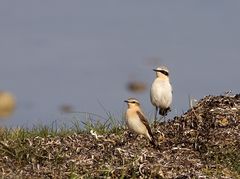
[129,101,138,104]
[158,70,169,76]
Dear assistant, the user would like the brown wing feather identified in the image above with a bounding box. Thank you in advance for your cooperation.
[136,111,153,138]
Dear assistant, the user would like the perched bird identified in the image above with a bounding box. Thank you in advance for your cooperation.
[124,98,156,146]
[150,66,172,122]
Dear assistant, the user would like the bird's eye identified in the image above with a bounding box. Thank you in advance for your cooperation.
[132,101,136,103]
[160,70,169,76]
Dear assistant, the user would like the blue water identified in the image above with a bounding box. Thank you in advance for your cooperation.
[1,1,239,128]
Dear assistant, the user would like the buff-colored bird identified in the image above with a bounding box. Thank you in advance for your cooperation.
[124,98,156,146]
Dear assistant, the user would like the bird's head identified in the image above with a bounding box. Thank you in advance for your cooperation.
[124,98,140,108]
[153,66,169,78]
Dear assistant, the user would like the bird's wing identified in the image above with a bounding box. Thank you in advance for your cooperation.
[136,111,153,137]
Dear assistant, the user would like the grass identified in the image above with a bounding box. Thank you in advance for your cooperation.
[207,146,240,173]
[80,113,124,135]
[0,111,124,140]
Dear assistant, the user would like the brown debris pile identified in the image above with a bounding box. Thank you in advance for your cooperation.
[0,94,240,178]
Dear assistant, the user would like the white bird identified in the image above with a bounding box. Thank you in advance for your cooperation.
[150,66,172,122]
[124,98,156,146]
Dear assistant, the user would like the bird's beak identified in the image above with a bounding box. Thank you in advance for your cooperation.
[153,69,157,72]
[124,100,128,103]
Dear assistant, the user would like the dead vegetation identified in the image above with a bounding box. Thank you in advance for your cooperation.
[0,94,239,178]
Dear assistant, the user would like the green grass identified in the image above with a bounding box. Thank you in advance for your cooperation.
[80,114,124,135]
[0,111,124,139]
[207,147,240,174]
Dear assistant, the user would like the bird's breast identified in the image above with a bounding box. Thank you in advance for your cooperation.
[126,110,147,135]
[150,79,172,108]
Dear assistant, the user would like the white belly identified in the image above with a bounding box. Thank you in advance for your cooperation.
[150,79,172,108]
[127,116,147,135]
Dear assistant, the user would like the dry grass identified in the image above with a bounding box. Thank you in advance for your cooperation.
[0,94,239,178]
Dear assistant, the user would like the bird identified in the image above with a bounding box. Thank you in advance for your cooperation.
[150,66,172,123]
[124,98,156,146]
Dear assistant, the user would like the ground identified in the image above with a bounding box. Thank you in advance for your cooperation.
[0,94,239,178]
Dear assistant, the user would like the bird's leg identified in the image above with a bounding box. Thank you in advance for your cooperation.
[162,115,165,122]
[128,132,138,141]
[130,134,139,144]
[154,107,158,128]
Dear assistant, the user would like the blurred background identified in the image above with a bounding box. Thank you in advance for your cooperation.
[0,1,239,128]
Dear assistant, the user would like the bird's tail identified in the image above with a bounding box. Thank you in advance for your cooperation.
[148,132,158,148]
[159,107,171,116]
[146,127,159,148]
